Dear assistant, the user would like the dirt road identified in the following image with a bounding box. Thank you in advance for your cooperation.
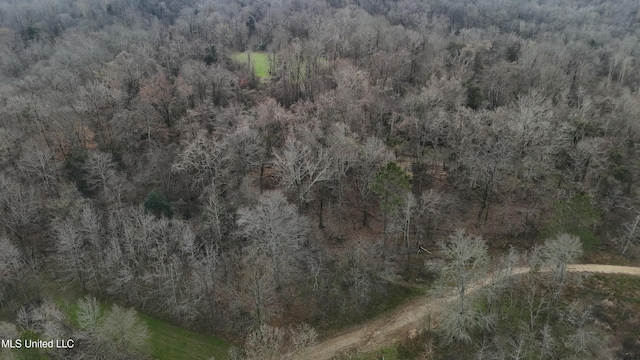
[292,264,640,360]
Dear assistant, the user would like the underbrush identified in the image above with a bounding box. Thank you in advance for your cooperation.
[312,281,425,335]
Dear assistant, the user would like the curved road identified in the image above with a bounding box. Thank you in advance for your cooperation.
[292,264,640,360]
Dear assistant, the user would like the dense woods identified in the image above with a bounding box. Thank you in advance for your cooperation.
[1,0,640,358]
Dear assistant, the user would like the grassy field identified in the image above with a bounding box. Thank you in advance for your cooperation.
[232,52,273,79]
[67,301,232,360]
[141,314,231,360]
[4,278,231,360]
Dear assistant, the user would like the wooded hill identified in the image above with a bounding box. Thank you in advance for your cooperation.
[0,0,639,358]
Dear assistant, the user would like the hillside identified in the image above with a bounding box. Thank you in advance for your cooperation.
[0,0,639,359]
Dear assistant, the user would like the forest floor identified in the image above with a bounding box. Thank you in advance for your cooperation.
[291,264,640,360]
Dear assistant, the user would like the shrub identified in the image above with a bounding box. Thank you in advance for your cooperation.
[144,191,173,218]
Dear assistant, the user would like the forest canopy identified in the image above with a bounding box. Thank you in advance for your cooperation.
[0,0,639,358]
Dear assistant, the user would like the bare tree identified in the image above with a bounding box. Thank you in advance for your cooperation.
[17,139,59,194]
[18,301,67,341]
[244,323,285,360]
[139,72,191,127]
[74,80,122,147]
[539,323,556,360]
[171,130,221,191]
[288,323,318,353]
[76,296,102,331]
[326,122,357,239]
[272,134,336,211]
[199,185,231,245]
[240,254,279,325]
[54,202,102,291]
[245,322,318,360]
[618,213,640,255]
[439,229,492,344]
[0,174,41,256]
[344,239,379,313]
[0,236,25,304]
[440,229,488,313]
[560,303,604,359]
[415,189,445,244]
[189,244,222,324]
[0,236,23,280]
[543,233,583,299]
[459,113,515,221]
[353,136,392,227]
[237,190,310,288]
[219,121,265,190]
[54,216,90,290]
[83,151,119,200]
[439,302,494,345]
[391,191,417,272]
[95,304,150,360]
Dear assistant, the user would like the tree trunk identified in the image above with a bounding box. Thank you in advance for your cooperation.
[318,186,325,229]
[259,163,265,192]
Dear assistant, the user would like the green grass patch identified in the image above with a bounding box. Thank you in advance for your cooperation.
[542,194,602,251]
[66,298,231,360]
[572,228,601,251]
[4,276,231,360]
[579,274,640,307]
[140,314,230,360]
[232,52,273,79]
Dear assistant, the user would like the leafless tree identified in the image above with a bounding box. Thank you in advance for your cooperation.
[560,303,605,359]
[618,213,640,255]
[76,296,102,331]
[354,136,392,227]
[273,134,336,211]
[18,301,67,341]
[54,216,90,290]
[459,112,515,221]
[440,229,489,313]
[95,304,150,360]
[0,174,41,255]
[244,323,285,360]
[415,189,445,245]
[83,150,117,196]
[220,122,265,189]
[390,191,417,272]
[439,302,494,345]
[0,236,25,304]
[17,139,59,194]
[54,202,102,291]
[327,122,357,239]
[439,229,492,344]
[172,130,221,191]
[244,322,318,360]
[237,190,310,288]
[240,254,279,325]
[198,185,230,245]
[543,233,583,300]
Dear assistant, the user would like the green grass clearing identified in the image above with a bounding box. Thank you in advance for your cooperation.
[232,52,273,79]
[65,300,230,360]
[4,276,231,360]
[140,314,231,360]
